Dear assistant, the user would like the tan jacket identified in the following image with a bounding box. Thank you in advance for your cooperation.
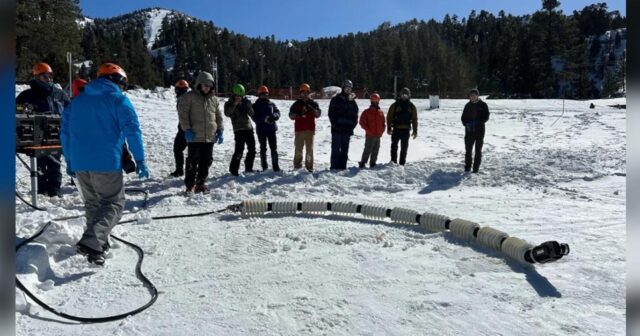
[177,72,223,143]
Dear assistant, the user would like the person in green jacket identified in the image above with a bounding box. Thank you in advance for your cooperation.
[224,84,255,176]
[386,87,418,165]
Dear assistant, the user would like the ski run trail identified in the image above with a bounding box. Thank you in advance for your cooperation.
[15,86,626,335]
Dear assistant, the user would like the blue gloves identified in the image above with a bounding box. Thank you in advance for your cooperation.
[135,160,149,179]
[66,162,75,178]
[215,129,224,144]
[184,129,195,142]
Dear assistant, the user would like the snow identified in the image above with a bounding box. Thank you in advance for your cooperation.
[76,16,94,28]
[322,86,342,98]
[144,8,173,50]
[15,86,626,335]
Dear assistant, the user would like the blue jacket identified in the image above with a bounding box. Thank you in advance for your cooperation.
[61,78,145,172]
[251,97,280,134]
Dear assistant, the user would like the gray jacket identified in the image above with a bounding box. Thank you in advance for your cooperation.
[224,96,254,131]
[177,72,223,143]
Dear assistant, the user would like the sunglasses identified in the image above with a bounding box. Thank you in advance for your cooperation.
[38,73,53,81]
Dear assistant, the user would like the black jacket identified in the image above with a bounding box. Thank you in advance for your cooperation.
[251,97,280,134]
[328,92,359,135]
[461,100,490,130]
[16,79,70,114]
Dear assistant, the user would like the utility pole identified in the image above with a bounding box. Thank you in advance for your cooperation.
[66,52,73,97]
[258,51,265,85]
[210,54,218,95]
[393,75,398,98]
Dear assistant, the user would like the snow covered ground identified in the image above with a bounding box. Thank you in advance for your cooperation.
[15,87,626,335]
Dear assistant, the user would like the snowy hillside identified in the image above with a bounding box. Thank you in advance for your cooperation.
[142,8,174,50]
[15,88,626,335]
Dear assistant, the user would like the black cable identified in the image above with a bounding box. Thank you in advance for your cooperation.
[15,191,46,211]
[15,190,235,323]
[15,221,158,323]
[15,153,35,173]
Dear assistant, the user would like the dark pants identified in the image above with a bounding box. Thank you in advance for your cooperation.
[390,129,410,165]
[229,130,256,175]
[37,155,62,196]
[330,132,352,170]
[185,142,214,188]
[464,127,485,172]
[173,126,187,173]
[257,131,279,171]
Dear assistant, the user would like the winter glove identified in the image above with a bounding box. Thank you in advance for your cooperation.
[184,129,195,142]
[65,162,75,178]
[387,128,393,135]
[215,129,224,144]
[265,115,274,124]
[412,130,417,139]
[135,160,149,179]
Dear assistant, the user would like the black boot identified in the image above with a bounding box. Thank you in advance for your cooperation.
[169,170,184,177]
[358,162,365,168]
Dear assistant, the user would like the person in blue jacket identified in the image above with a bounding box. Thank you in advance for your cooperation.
[60,63,149,265]
[251,85,280,172]
[15,62,70,197]
[328,79,359,170]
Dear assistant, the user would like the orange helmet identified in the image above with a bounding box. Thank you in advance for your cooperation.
[32,62,53,76]
[258,85,269,95]
[299,83,311,93]
[97,63,128,82]
[175,79,190,89]
[370,93,381,103]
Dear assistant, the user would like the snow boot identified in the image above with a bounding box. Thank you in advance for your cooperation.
[76,243,106,266]
[358,162,365,168]
[194,184,209,194]
[169,170,184,177]
[185,185,195,194]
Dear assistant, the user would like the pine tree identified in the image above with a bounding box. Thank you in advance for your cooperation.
[16,0,83,82]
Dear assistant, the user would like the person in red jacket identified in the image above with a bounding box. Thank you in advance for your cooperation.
[72,77,88,97]
[289,83,321,172]
[358,93,386,168]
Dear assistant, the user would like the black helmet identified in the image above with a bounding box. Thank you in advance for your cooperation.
[342,79,353,89]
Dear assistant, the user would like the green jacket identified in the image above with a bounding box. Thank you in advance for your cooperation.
[177,72,223,143]
[387,99,418,131]
[224,96,255,131]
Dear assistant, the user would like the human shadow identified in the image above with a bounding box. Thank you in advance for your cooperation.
[419,169,465,194]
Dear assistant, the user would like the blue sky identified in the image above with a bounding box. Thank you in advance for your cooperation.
[80,0,626,41]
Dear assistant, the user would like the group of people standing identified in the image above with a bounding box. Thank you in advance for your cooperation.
[16,62,489,265]
[169,76,491,195]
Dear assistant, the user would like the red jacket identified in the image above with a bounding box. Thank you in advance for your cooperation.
[359,105,386,137]
[289,98,321,132]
